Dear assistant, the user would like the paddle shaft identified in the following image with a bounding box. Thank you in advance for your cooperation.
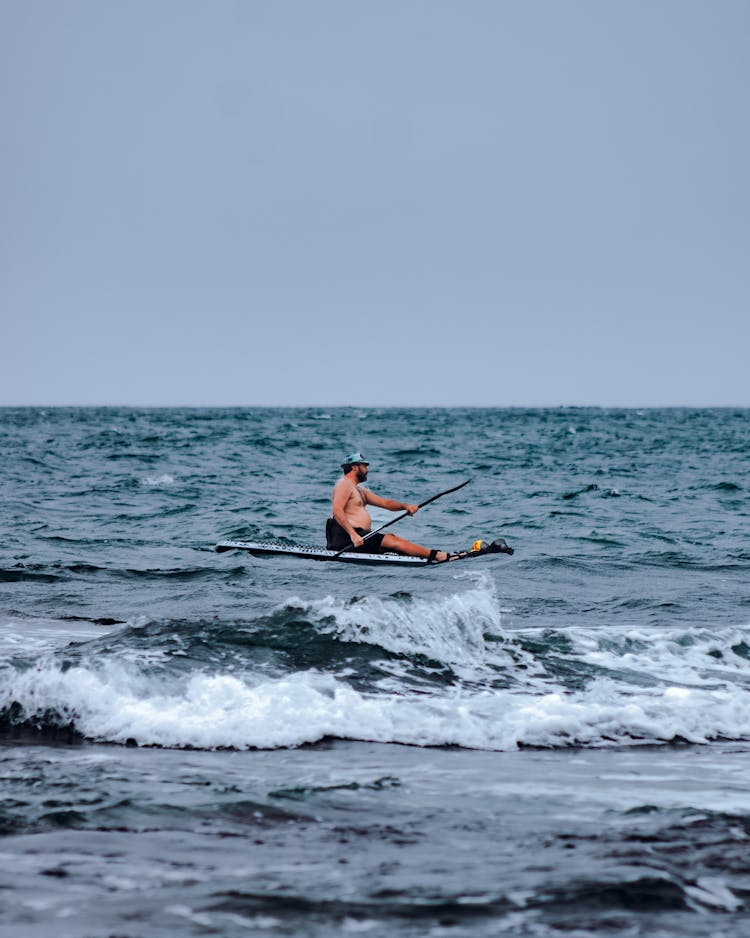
[332,478,471,558]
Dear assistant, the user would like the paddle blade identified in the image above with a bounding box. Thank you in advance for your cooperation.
[488,538,514,555]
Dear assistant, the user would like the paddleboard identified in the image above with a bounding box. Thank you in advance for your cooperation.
[214,538,513,567]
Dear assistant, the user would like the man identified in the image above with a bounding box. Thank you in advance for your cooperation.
[326,452,451,562]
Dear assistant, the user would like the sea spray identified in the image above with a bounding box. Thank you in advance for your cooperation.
[284,572,512,666]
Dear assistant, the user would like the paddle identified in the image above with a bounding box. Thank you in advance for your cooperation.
[331,478,471,558]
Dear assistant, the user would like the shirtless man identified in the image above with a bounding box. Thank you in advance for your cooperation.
[326,452,450,562]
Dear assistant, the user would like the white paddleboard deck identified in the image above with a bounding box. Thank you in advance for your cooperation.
[215,539,429,565]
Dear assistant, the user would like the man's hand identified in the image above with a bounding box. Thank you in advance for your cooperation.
[351,532,365,548]
[404,504,419,516]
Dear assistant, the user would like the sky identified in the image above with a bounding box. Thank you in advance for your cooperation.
[1,0,748,407]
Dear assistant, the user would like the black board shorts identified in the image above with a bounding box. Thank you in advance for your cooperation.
[325,518,385,552]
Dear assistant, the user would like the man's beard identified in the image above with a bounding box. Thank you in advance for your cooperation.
[356,467,368,483]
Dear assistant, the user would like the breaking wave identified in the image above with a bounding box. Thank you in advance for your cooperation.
[3,577,750,752]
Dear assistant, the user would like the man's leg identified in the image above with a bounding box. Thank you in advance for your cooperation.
[381,533,448,562]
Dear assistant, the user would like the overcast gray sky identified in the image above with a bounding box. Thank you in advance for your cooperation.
[2,1,748,407]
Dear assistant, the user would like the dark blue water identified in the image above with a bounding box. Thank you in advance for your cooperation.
[2,407,749,935]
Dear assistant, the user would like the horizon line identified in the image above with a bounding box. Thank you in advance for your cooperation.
[1,402,748,411]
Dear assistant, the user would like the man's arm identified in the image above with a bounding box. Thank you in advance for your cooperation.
[364,490,419,515]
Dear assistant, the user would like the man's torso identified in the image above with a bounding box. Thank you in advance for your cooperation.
[332,479,371,530]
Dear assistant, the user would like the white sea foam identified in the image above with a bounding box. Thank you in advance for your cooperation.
[4,651,750,752]
[0,618,103,662]
[5,580,750,752]
[547,623,750,690]
[141,473,175,486]
[286,572,518,672]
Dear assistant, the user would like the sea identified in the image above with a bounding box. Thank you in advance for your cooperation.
[1,406,749,937]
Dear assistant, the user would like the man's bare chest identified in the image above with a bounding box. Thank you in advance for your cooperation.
[346,485,367,509]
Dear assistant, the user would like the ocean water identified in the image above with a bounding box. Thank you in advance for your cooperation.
[1,406,749,937]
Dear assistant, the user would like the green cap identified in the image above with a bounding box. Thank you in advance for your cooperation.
[342,451,369,467]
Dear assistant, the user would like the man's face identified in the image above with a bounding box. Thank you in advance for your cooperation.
[356,463,369,483]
